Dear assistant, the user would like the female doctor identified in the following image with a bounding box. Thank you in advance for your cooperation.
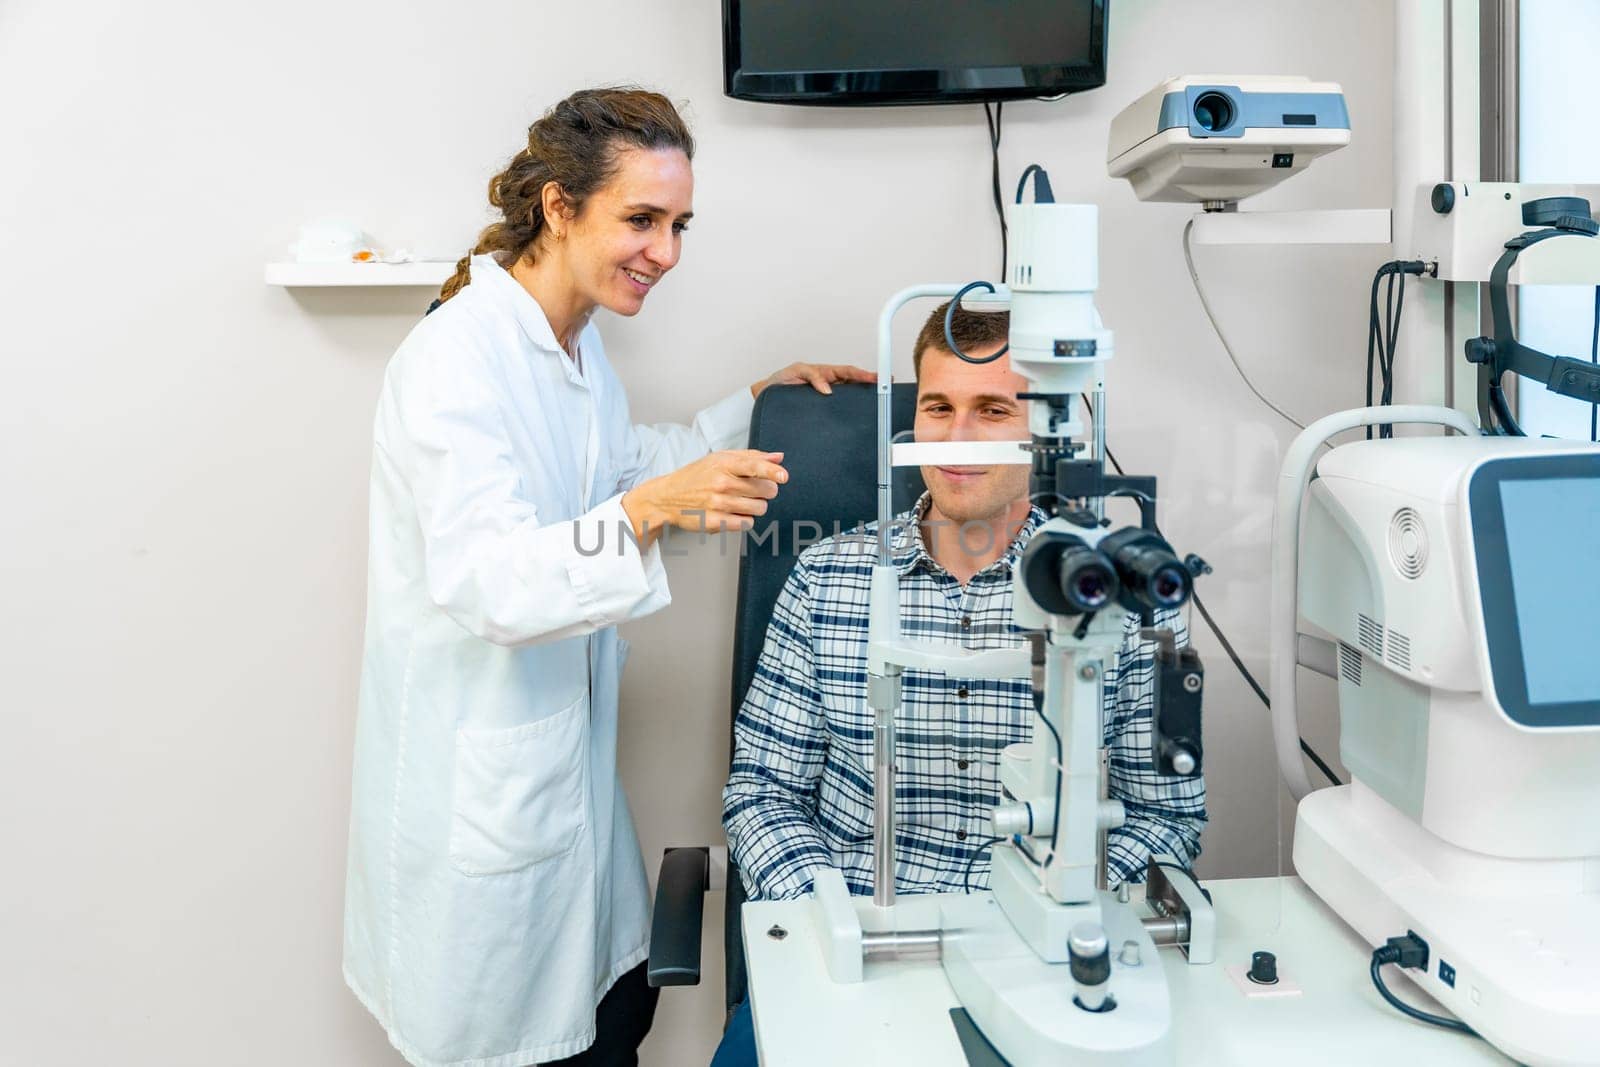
[342,87,869,1067]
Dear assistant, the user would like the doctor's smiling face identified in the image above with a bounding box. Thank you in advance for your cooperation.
[548,145,694,318]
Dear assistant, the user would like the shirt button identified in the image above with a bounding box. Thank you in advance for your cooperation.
[957,759,970,770]
[957,686,970,700]
[960,616,972,630]
[956,829,968,840]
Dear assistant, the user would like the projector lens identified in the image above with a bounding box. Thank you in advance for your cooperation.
[1194,92,1235,133]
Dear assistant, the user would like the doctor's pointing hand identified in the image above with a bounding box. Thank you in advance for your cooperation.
[342,87,870,1067]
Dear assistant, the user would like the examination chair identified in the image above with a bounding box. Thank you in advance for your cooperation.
[645,381,925,1017]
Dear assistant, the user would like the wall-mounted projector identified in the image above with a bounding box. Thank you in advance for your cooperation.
[1107,75,1351,206]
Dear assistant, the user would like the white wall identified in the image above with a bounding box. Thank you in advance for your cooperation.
[0,1,1388,1063]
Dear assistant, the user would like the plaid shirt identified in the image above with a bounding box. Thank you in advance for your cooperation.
[722,498,1207,901]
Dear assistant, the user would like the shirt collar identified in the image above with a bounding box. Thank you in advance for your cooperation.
[890,492,1047,580]
[469,254,594,379]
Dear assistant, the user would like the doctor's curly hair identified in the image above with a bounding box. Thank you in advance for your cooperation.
[437,87,695,305]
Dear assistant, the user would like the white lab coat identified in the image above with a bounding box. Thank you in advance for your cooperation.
[343,254,753,1067]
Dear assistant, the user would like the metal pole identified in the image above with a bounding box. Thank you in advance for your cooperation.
[1091,385,1107,520]
[1141,914,1190,946]
[1096,746,1110,891]
[861,929,943,962]
[873,708,897,908]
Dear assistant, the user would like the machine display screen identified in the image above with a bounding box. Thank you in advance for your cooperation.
[1499,478,1600,704]
[1471,454,1600,727]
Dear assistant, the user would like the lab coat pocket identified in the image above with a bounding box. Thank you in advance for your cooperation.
[448,695,588,877]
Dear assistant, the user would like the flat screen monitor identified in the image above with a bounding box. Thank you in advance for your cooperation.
[1469,453,1600,728]
[723,0,1109,106]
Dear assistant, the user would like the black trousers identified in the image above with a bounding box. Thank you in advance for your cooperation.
[538,962,660,1067]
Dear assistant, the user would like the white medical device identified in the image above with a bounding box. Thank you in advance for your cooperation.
[1108,75,1350,207]
[1271,417,1600,1066]
[803,168,1214,1066]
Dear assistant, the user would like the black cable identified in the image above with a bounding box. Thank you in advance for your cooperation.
[1365,261,1427,440]
[1364,270,1383,437]
[1489,376,1525,437]
[962,835,1007,893]
[1151,858,1196,878]
[1192,589,1343,789]
[1370,944,1479,1037]
[1381,271,1400,436]
[1014,163,1054,205]
[1081,395,1344,789]
[1382,272,1405,435]
[984,102,1006,280]
[1590,285,1598,442]
[1030,684,1065,863]
[945,281,1008,364]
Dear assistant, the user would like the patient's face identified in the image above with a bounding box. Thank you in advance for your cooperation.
[914,345,1031,524]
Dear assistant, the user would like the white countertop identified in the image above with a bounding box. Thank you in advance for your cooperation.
[742,876,1510,1066]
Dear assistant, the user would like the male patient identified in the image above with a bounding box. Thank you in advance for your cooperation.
[710,302,1206,1064]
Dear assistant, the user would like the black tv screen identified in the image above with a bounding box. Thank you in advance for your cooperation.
[723,0,1108,106]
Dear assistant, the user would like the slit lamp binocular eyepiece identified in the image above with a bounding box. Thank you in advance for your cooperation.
[1021,528,1194,618]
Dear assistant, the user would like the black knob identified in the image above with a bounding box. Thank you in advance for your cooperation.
[1069,923,1116,1013]
[1069,924,1112,987]
[1431,183,1456,215]
[1248,950,1278,985]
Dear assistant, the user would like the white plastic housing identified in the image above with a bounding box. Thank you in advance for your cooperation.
[940,891,1173,1066]
[1107,75,1350,204]
[1402,181,1600,283]
[1295,782,1600,1067]
[1006,201,1111,439]
[1299,435,1600,859]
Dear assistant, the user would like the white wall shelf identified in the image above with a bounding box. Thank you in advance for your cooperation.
[1189,209,1393,246]
[264,261,455,287]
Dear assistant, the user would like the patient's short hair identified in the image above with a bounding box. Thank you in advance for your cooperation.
[913,301,1010,377]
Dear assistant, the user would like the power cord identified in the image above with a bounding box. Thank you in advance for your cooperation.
[1370,934,1480,1038]
[1366,260,1430,439]
[1591,285,1599,442]
[962,835,1007,893]
[983,102,1007,279]
[1029,672,1065,865]
[1181,219,1306,430]
[1083,396,1343,788]
[1488,373,1526,437]
[1190,586,1342,789]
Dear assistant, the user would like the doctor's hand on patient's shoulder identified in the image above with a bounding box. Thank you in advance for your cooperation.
[621,450,788,547]
[750,362,875,398]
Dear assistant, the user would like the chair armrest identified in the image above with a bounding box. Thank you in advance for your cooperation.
[647,846,710,987]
